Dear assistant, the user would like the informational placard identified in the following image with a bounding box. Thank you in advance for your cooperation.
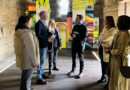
[93,17,99,38]
[93,17,99,49]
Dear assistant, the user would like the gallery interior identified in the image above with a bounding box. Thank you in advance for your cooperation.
[0,0,130,90]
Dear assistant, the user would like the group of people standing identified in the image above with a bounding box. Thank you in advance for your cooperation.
[14,10,87,90]
[14,10,63,90]
[98,15,130,90]
[14,10,130,90]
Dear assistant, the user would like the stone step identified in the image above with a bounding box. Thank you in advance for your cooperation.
[0,56,16,73]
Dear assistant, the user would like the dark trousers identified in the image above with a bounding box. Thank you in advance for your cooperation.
[48,47,59,70]
[71,46,84,73]
[99,45,109,78]
[101,61,109,77]
[20,69,34,90]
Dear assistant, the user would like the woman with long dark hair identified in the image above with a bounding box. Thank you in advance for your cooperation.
[105,15,130,90]
[98,16,118,86]
[14,16,39,90]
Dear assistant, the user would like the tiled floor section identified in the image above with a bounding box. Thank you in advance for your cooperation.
[0,56,129,90]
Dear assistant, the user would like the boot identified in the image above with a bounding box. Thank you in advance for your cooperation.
[97,75,107,83]
[53,67,59,71]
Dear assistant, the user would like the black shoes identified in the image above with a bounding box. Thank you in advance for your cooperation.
[42,74,49,79]
[97,76,107,83]
[97,79,106,83]
[53,67,59,71]
[97,76,109,89]
[37,79,48,85]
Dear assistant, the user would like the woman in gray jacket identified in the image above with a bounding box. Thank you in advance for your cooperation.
[14,16,40,90]
[48,20,62,75]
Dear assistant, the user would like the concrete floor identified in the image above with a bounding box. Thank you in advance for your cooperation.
[0,56,129,90]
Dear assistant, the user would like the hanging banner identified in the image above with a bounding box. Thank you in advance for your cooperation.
[72,0,86,24]
[36,0,50,9]
[85,0,98,49]
[73,0,86,10]
[36,0,51,12]
[85,11,94,46]
[86,0,95,6]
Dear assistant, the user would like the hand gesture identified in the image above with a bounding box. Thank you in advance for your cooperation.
[72,33,76,38]
[48,36,54,43]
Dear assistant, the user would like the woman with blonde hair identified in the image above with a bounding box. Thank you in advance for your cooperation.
[48,19,62,75]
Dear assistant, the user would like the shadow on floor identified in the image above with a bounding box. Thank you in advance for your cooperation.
[0,79,20,88]
[76,82,107,90]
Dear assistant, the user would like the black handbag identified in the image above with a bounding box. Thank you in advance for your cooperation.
[120,56,130,78]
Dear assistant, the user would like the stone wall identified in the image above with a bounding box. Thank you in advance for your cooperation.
[103,0,119,23]
[0,0,35,62]
[103,0,130,26]
[118,1,130,16]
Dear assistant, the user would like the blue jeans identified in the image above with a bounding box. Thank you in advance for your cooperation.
[20,69,34,90]
[37,48,48,80]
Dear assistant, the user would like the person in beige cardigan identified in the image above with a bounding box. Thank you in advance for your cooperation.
[105,15,130,90]
[14,16,40,90]
[98,16,118,88]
